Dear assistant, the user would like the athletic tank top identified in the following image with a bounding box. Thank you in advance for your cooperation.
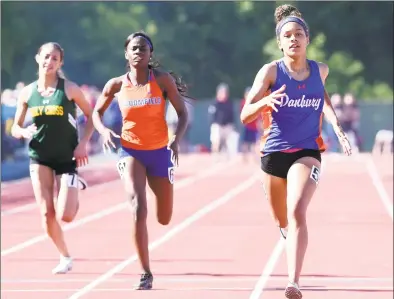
[260,59,326,155]
[117,70,168,150]
[27,78,78,162]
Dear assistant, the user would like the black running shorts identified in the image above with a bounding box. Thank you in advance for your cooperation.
[261,149,321,179]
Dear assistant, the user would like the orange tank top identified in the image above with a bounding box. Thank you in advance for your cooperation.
[117,70,168,150]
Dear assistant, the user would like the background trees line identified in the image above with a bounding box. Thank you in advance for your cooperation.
[2,1,393,101]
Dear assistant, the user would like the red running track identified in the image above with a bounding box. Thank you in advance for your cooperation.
[1,153,392,299]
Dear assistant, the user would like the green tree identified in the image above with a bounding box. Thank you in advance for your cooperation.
[1,2,392,101]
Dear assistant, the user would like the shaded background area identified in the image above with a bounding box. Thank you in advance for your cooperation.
[1,1,393,181]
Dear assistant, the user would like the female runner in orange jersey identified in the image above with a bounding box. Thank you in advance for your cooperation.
[92,31,189,290]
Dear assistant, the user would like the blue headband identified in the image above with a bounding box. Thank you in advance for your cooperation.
[133,34,153,52]
[276,16,309,38]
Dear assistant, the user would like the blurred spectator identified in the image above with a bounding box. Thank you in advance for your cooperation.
[342,93,362,151]
[331,93,343,119]
[207,83,236,158]
[166,102,178,140]
[102,97,122,150]
[78,85,101,154]
[1,82,122,161]
[373,129,393,155]
[323,93,342,152]
[239,87,260,162]
[13,81,25,99]
[323,92,363,153]
[342,93,360,127]
[1,89,17,135]
[183,99,194,153]
[1,88,24,161]
[165,99,194,153]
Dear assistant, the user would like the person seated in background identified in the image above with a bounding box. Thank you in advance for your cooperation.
[208,83,236,160]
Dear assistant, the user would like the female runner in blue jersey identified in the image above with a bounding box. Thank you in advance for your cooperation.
[240,4,351,299]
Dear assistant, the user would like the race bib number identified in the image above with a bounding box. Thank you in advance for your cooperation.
[66,173,78,188]
[168,167,175,184]
[116,159,127,179]
[310,165,320,184]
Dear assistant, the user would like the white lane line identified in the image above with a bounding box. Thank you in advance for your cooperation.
[1,154,207,217]
[3,286,392,293]
[248,238,285,299]
[1,159,238,257]
[1,276,392,284]
[365,157,393,220]
[67,174,259,299]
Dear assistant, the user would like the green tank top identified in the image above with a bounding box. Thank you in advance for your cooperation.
[27,79,78,162]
